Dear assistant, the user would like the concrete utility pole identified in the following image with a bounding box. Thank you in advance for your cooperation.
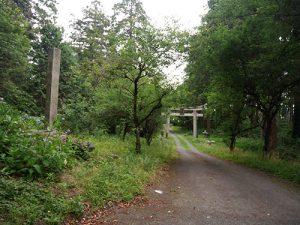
[45,48,61,129]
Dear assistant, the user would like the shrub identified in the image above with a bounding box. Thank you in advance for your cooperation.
[2,136,74,178]
[0,103,44,153]
[0,102,75,178]
[236,137,263,152]
[278,135,300,161]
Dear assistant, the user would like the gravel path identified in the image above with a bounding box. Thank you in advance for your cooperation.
[104,134,300,225]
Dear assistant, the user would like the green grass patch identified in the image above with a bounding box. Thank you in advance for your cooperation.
[181,133,300,184]
[236,137,263,153]
[0,136,177,224]
[65,136,177,207]
[0,176,83,225]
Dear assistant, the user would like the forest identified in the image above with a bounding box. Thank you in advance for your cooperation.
[0,0,300,224]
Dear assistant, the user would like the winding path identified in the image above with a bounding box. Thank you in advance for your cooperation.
[105,133,300,225]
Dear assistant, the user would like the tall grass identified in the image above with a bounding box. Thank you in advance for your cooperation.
[0,136,177,224]
[68,136,177,207]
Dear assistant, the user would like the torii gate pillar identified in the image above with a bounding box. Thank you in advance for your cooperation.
[193,110,198,138]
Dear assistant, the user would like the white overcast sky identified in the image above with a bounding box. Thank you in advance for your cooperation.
[57,0,209,83]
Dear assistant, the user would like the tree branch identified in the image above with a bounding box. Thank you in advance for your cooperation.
[139,92,168,125]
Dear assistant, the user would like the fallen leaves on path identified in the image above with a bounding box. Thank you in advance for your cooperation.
[64,196,158,225]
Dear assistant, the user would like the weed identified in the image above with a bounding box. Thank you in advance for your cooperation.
[0,103,76,178]
[0,176,84,225]
[68,136,177,207]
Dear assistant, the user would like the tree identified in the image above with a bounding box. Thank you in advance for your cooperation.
[187,0,300,158]
[0,0,34,112]
[70,0,110,88]
[110,0,177,153]
[293,89,300,138]
[207,78,259,152]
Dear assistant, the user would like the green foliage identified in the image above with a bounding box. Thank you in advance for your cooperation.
[141,111,163,145]
[0,0,33,112]
[0,177,83,225]
[236,137,263,153]
[2,136,74,178]
[278,133,300,161]
[0,135,176,224]
[0,103,75,178]
[185,0,300,157]
[108,0,180,152]
[0,102,43,155]
[29,23,64,112]
[70,0,110,88]
[61,95,98,134]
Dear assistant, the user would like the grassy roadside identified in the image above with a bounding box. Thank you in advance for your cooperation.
[178,131,300,184]
[65,136,177,207]
[0,136,177,225]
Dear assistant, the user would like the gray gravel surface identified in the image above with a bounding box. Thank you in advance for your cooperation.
[106,134,300,225]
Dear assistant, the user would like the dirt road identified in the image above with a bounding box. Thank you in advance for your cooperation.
[104,134,300,225]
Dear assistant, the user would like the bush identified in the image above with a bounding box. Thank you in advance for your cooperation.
[61,96,97,135]
[278,135,300,161]
[2,136,74,178]
[236,137,263,152]
[0,102,43,155]
[0,102,75,178]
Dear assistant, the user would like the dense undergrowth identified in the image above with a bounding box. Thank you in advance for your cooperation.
[0,103,177,224]
[176,131,300,184]
[0,102,75,178]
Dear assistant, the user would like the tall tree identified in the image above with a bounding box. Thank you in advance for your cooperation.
[110,0,177,153]
[187,0,300,158]
[71,0,110,88]
[0,0,34,111]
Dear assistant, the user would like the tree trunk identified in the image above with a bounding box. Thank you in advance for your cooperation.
[146,135,152,146]
[122,122,129,141]
[293,91,300,138]
[135,127,141,154]
[229,135,236,152]
[133,77,141,153]
[262,116,277,158]
[206,117,211,133]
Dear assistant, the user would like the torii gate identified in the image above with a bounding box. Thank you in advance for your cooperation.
[165,106,204,138]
